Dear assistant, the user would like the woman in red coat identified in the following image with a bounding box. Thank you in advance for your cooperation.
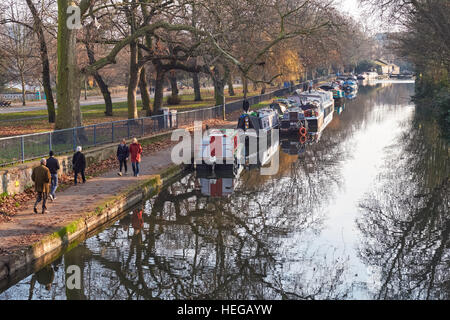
[129,138,143,177]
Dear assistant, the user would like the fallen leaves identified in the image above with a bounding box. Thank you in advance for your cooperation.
[0,188,36,223]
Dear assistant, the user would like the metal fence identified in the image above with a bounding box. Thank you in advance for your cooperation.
[0,78,329,167]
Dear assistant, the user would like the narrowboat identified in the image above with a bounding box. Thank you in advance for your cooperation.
[318,82,345,100]
[295,89,335,135]
[237,108,280,165]
[269,101,289,119]
[343,79,358,92]
[193,108,280,172]
[194,128,243,173]
[279,106,308,136]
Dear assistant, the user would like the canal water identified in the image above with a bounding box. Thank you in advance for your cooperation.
[1,81,448,300]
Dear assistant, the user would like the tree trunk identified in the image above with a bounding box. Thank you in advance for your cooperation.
[96,74,113,116]
[127,40,140,119]
[83,78,87,100]
[152,66,165,113]
[25,0,56,123]
[55,0,82,130]
[252,81,257,92]
[227,75,235,96]
[260,83,266,95]
[168,74,178,97]
[192,72,202,101]
[213,74,225,106]
[139,66,152,116]
[242,75,248,99]
[20,75,26,106]
[85,43,113,116]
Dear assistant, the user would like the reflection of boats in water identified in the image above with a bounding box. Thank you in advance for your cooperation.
[281,137,306,156]
[358,72,378,80]
[335,103,345,115]
[195,170,240,198]
[345,89,358,100]
[280,131,323,158]
[199,177,234,197]
[358,79,377,87]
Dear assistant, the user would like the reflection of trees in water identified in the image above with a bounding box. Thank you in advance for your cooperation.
[72,170,350,300]
[7,83,423,300]
[333,83,414,138]
[82,83,419,300]
[358,113,450,300]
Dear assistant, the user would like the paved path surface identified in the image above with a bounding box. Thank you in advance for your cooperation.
[0,146,174,256]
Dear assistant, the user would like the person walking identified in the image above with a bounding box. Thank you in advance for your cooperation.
[303,81,308,92]
[46,151,60,201]
[31,158,51,214]
[308,80,314,93]
[117,139,129,176]
[72,146,86,185]
[243,99,250,113]
[129,138,143,177]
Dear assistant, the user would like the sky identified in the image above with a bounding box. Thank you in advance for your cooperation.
[337,0,387,33]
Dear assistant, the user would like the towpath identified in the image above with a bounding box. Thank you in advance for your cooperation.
[0,146,173,256]
[0,118,238,258]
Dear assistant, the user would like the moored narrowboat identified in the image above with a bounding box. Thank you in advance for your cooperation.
[296,89,335,135]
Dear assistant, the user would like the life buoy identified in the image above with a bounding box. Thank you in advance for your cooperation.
[299,127,307,136]
[300,135,307,144]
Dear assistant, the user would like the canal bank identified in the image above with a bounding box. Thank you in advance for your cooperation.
[0,151,184,286]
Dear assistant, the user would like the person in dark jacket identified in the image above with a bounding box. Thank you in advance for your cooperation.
[32,158,51,214]
[72,146,86,185]
[46,150,60,201]
[117,139,129,176]
[243,99,250,113]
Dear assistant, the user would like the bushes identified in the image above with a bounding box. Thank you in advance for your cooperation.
[355,60,377,74]
[415,80,450,140]
[433,87,450,139]
[167,95,181,105]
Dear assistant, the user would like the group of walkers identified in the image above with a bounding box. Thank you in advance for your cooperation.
[117,138,143,177]
[31,138,143,214]
[302,80,315,93]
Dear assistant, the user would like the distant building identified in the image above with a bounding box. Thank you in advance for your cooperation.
[374,59,400,75]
